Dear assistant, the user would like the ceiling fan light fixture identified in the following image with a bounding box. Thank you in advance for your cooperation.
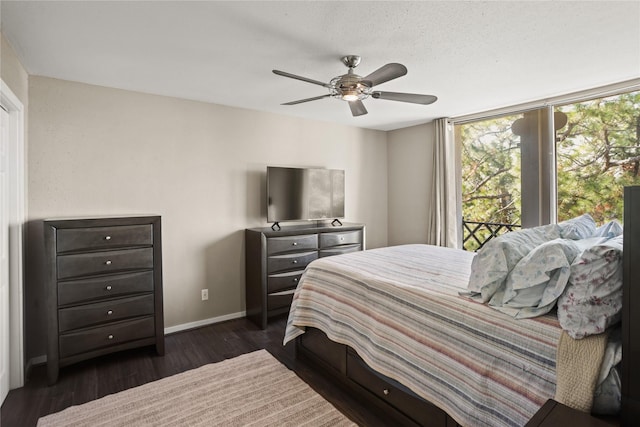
[342,91,360,102]
[329,75,372,102]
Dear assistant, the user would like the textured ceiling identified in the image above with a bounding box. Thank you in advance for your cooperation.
[2,1,639,131]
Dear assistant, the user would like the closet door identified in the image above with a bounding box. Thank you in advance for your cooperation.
[0,107,10,404]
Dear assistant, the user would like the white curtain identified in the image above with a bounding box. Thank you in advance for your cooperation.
[427,118,461,248]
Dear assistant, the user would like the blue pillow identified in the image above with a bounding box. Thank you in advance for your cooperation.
[489,238,580,318]
[466,223,561,302]
[558,214,596,240]
[593,220,623,239]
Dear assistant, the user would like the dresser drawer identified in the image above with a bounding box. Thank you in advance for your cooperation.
[267,290,295,311]
[267,234,318,256]
[58,294,155,332]
[320,230,362,248]
[347,351,446,426]
[267,251,317,274]
[57,247,153,279]
[319,244,362,257]
[267,271,303,293]
[59,316,155,359]
[56,225,153,253]
[58,271,154,306]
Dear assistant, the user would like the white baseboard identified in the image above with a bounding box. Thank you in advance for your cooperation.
[164,311,247,335]
[25,312,248,372]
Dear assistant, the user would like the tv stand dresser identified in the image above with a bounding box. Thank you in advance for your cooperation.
[245,222,364,329]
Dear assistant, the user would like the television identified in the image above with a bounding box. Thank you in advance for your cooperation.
[267,166,345,224]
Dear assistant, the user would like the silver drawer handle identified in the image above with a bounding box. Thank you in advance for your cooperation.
[105,285,112,291]
[383,389,390,396]
[292,242,297,246]
[105,235,112,241]
[107,310,113,315]
[105,260,112,265]
[292,260,298,264]
[293,278,298,283]
[108,334,114,340]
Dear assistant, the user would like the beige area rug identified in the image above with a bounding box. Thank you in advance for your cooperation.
[37,350,356,427]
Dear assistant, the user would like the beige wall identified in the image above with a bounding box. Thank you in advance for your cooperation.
[26,76,388,359]
[1,33,29,104]
[387,122,434,245]
[0,32,28,214]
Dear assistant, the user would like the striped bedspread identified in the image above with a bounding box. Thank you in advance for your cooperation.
[284,244,562,427]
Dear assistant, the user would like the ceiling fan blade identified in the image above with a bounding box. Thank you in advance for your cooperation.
[372,91,438,105]
[273,70,331,88]
[348,100,368,116]
[362,63,407,87]
[282,94,331,105]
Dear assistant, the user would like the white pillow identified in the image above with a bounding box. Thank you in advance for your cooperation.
[557,235,623,339]
[490,238,581,318]
[466,223,561,302]
[558,214,597,240]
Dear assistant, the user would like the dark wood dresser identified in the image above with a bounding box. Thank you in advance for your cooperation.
[245,222,364,329]
[44,216,164,384]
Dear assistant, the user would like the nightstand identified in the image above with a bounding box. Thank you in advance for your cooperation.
[526,400,616,427]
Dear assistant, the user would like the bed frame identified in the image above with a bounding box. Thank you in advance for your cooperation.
[621,185,639,426]
[295,185,640,427]
[296,328,461,426]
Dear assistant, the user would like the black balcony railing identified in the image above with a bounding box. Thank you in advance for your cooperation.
[462,220,521,251]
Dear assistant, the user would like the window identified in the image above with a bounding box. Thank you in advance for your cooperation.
[457,114,523,251]
[456,88,640,250]
[555,91,640,223]
[457,107,556,250]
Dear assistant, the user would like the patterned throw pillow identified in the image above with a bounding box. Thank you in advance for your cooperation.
[557,236,623,339]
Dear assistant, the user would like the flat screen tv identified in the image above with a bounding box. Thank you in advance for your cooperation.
[267,166,345,223]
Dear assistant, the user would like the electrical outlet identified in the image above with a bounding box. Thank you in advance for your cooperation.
[201,289,209,301]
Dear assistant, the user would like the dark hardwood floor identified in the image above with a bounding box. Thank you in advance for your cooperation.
[0,316,393,427]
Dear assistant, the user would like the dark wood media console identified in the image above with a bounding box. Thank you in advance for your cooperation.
[245,222,364,329]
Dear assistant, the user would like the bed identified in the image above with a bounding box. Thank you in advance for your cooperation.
[283,186,640,426]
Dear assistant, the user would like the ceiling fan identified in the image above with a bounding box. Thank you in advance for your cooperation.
[272,55,437,117]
